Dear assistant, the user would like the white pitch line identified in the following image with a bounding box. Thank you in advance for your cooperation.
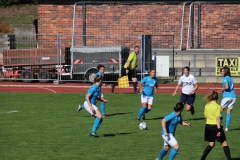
[38,87,56,93]
[0,110,19,114]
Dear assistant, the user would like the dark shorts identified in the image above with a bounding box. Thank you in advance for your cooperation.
[204,124,226,143]
[122,68,136,80]
[180,93,196,105]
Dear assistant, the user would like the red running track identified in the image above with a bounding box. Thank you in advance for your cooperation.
[1,81,240,94]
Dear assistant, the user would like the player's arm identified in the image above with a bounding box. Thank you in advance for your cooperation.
[125,53,134,69]
[173,84,181,96]
[189,82,199,95]
[181,121,191,127]
[97,96,108,103]
[161,118,168,136]
[138,82,144,94]
[154,81,159,93]
[220,83,229,93]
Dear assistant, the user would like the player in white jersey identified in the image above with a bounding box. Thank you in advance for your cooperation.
[172,66,199,115]
[219,66,236,131]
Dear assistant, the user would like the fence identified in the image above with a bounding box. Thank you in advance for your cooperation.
[0,34,176,83]
[187,2,240,50]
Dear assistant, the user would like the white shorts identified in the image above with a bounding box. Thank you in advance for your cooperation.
[141,95,153,105]
[84,101,98,115]
[220,98,236,109]
[162,133,178,147]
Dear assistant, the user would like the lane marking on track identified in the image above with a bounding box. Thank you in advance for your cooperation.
[38,87,56,93]
[0,110,19,114]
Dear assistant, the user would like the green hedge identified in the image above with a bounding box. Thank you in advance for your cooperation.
[0,0,37,7]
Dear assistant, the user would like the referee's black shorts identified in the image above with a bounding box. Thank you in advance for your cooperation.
[204,124,226,143]
[122,68,136,80]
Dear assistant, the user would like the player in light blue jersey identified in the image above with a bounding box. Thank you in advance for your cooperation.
[156,102,191,160]
[83,76,108,137]
[219,66,236,131]
[78,64,107,117]
[137,69,158,121]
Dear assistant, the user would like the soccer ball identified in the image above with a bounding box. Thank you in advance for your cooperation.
[139,122,147,130]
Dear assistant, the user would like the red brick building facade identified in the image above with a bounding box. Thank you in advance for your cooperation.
[38,1,240,50]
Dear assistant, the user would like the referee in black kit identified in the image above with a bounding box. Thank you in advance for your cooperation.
[200,90,231,160]
[111,45,140,94]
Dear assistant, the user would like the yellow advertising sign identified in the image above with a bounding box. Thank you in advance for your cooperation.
[215,57,240,76]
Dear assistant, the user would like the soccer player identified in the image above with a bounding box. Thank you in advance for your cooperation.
[111,45,139,93]
[156,102,191,160]
[78,64,107,117]
[172,66,198,115]
[83,76,108,137]
[200,90,231,160]
[219,66,236,131]
[137,69,158,121]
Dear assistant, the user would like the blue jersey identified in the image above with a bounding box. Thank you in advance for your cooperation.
[141,76,158,97]
[84,84,101,104]
[161,112,182,136]
[222,76,236,98]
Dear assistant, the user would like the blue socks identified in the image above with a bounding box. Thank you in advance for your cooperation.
[169,148,178,160]
[137,107,146,119]
[91,117,102,133]
[220,112,224,124]
[101,103,106,116]
[158,148,168,160]
[145,108,151,113]
[226,114,231,129]
[81,104,85,109]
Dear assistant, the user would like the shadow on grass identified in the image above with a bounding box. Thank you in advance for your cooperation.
[232,158,240,160]
[145,116,164,120]
[102,132,137,137]
[107,112,132,117]
[230,128,240,131]
[188,117,205,121]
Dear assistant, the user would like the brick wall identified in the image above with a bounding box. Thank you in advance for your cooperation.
[38,3,240,49]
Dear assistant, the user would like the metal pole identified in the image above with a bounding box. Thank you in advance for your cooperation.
[197,3,201,49]
[82,2,86,46]
[172,35,175,80]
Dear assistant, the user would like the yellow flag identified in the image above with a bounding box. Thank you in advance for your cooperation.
[117,76,129,88]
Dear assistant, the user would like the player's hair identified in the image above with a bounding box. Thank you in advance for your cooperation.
[150,68,156,72]
[183,66,190,72]
[204,90,218,102]
[134,45,139,49]
[97,64,105,71]
[221,66,231,76]
[94,76,102,83]
[174,102,184,112]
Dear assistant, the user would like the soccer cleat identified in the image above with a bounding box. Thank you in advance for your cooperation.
[111,84,115,93]
[102,114,106,117]
[134,91,140,94]
[89,132,99,138]
[190,105,195,115]
[137,118,140,121]
[77,105,82,113]
[225,128,228,132]
[142,114,145,120]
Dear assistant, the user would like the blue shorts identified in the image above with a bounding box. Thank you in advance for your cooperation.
[180,93,196,106]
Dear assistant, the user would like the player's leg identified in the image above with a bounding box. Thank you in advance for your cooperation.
[131,69,139,93]
[77,102,85,113]
[84,102,103,137]
[162,134,179,160]
[137,95,147,121]
[142,97,153,120]
[225,98,236,131]
[180,93,187,109]
[157,141,169,160]
[100,93,106,117]
[186,93,196,115]
[201,125,215,160]
[220,98,229,124]
[216,127,231,160]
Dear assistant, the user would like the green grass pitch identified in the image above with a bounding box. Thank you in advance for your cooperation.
[1,92,240,160]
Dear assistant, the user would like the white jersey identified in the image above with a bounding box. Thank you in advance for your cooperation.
[178,74,197,94]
